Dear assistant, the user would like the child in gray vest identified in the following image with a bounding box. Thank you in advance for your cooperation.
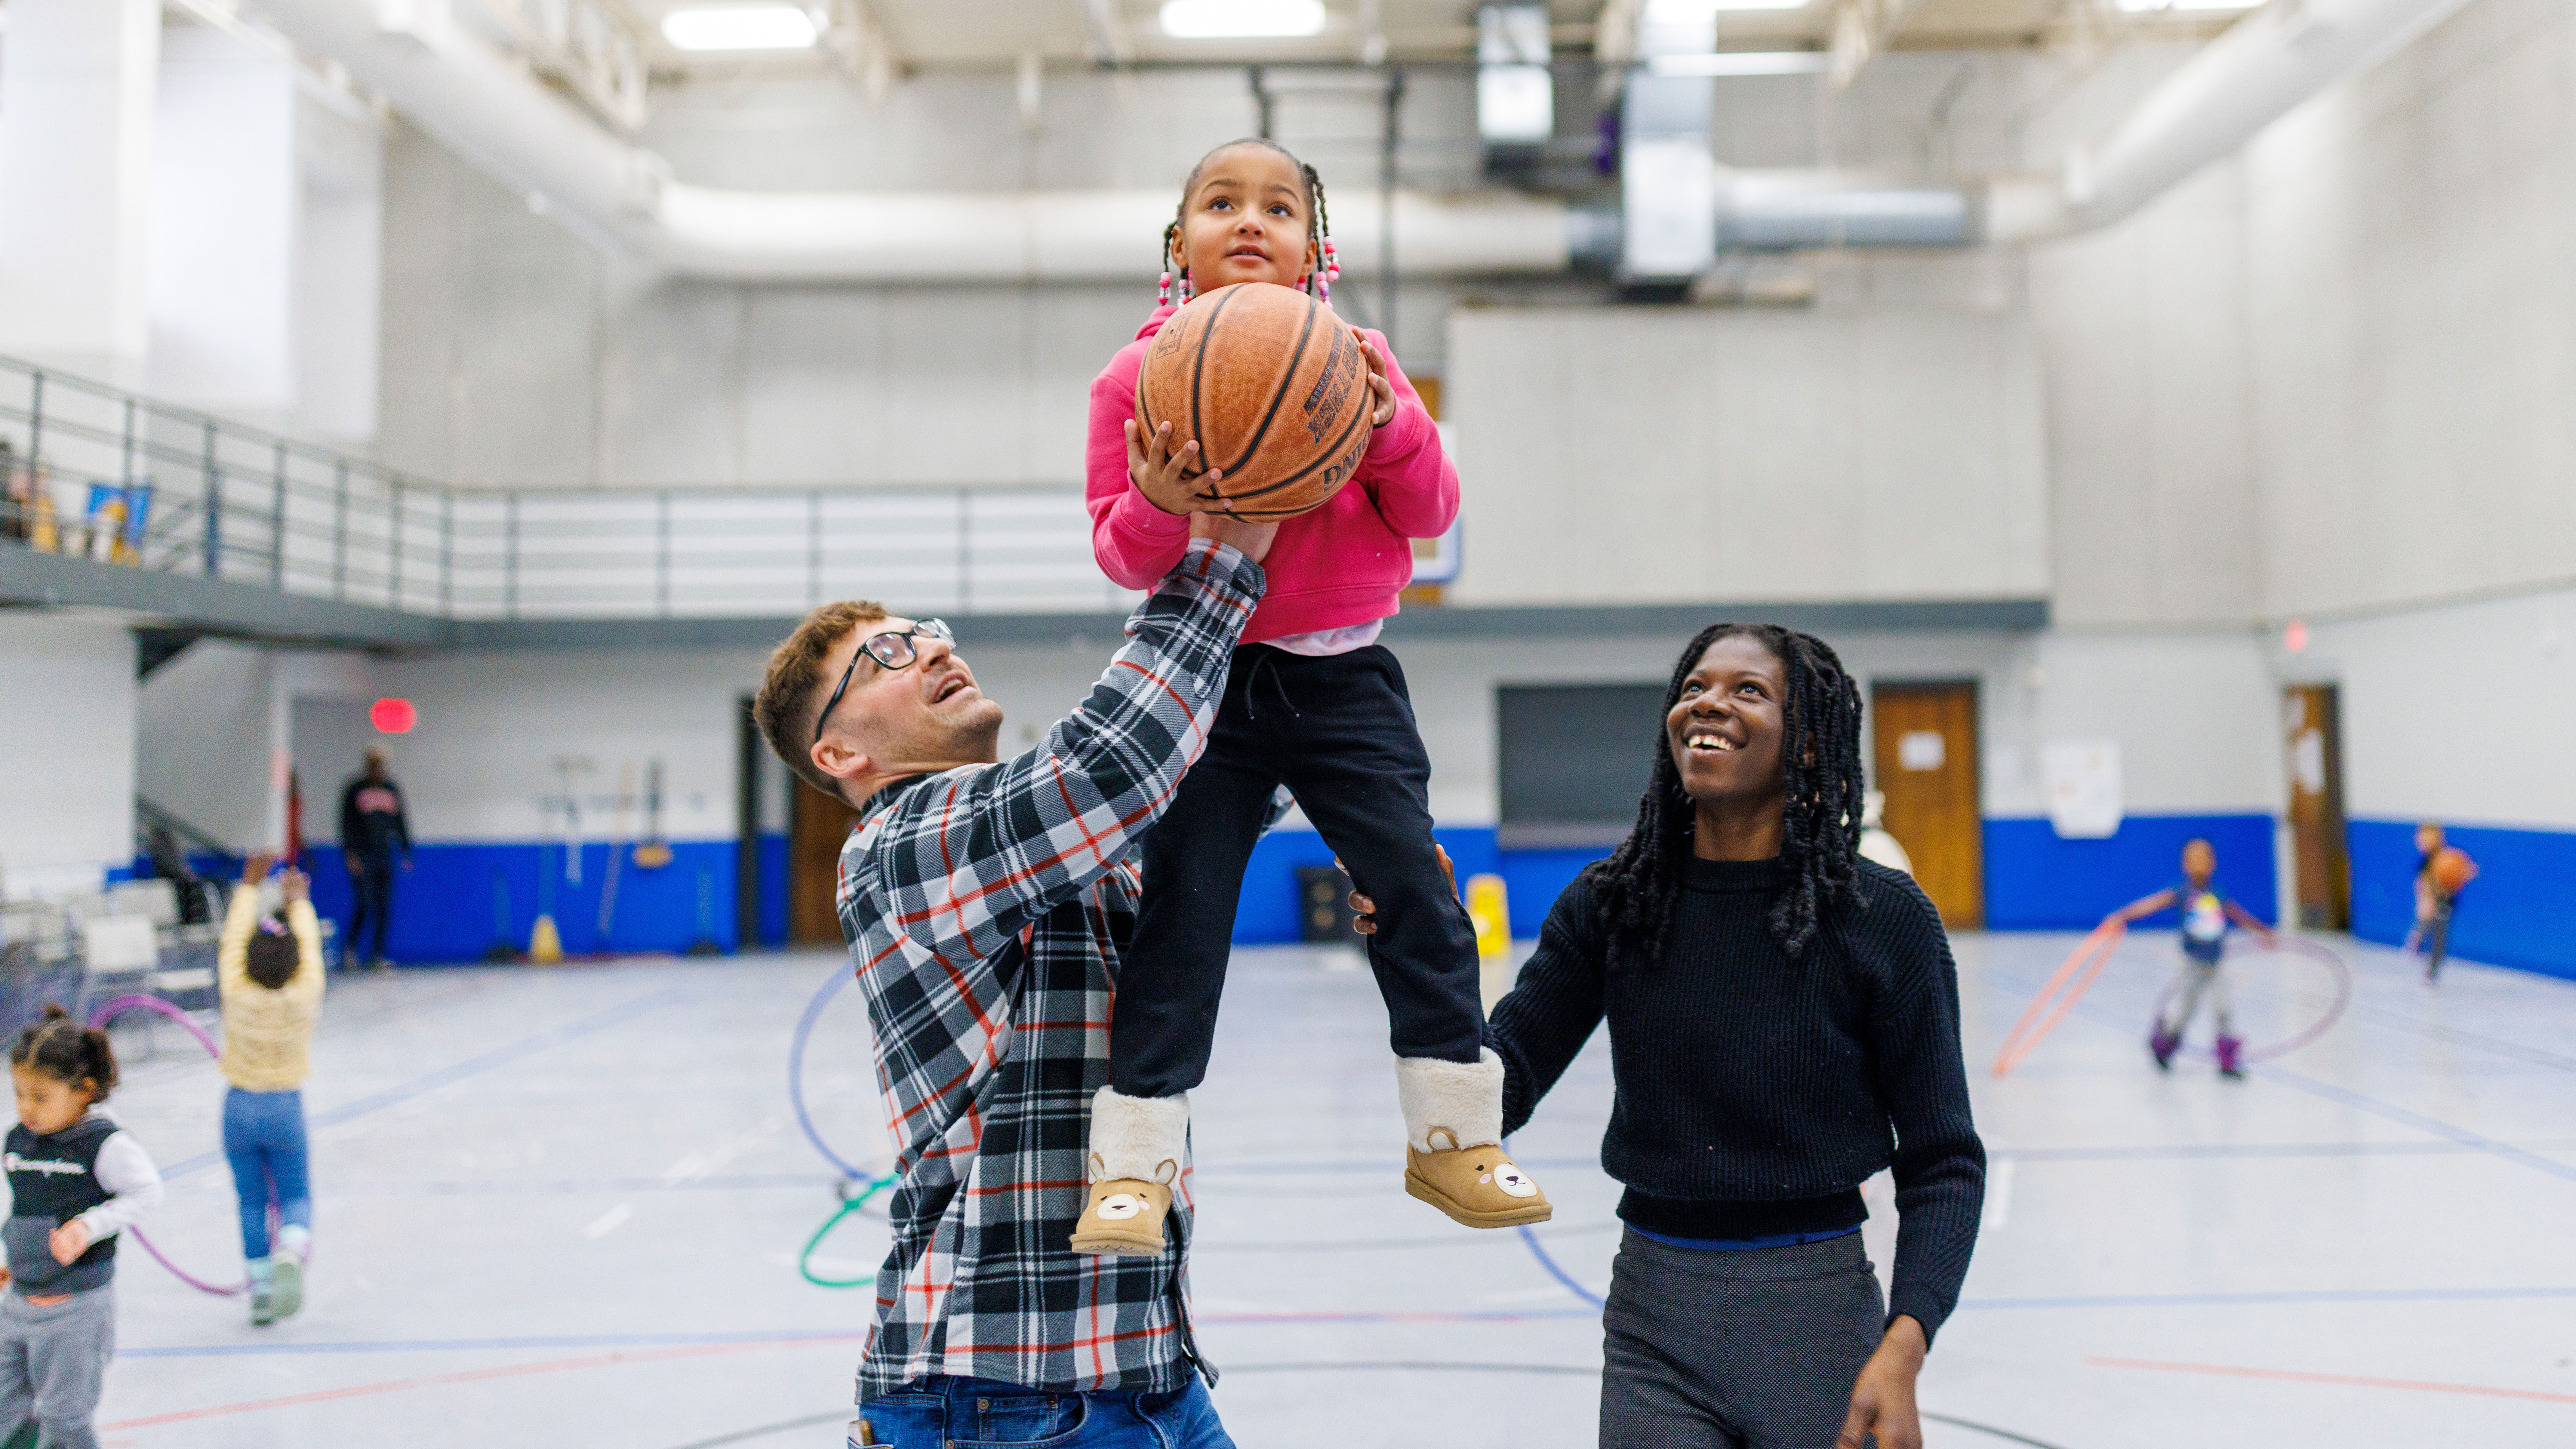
[1,1008,162,1449]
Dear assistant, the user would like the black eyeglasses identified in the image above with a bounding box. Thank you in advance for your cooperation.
[812,618,954,749]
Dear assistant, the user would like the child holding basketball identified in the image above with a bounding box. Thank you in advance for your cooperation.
[2409,821,2475,983]
[2112,839,2274,1078]
[1,1009,161,1449]
[1075,137,1549,1253]
[219,850,324,1325]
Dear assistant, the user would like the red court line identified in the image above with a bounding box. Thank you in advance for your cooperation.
[2090,1356,2576,1406]
[101,1334,868,1430]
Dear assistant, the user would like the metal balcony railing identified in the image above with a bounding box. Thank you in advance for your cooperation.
[0,355,1133,621]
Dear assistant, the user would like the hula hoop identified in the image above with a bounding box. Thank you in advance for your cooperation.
[1990,920,2126,1077]
[788,963,899,1289]
[86,994,283,1297]
[2150,934,2354,1065]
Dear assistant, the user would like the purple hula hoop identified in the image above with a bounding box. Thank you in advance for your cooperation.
[87,994,289,1297]
[2148,936,2354,1065]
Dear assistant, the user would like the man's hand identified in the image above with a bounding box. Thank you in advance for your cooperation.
[1355,328,1396,427]
[48,1219,92,1267]
[1838,1315,1927,1449]
[1127,418,1219,515]
[348,854,364,878]
[241,849,277,887]
[1347,845,1453,935]
[1189,511,1280,566]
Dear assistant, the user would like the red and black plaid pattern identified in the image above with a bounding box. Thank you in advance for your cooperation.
[837,539,1262,1400]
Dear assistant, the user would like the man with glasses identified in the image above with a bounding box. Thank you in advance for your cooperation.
[751,512,1276,1448]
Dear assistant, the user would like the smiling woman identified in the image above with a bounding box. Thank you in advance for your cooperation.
[1477,622,1987,1449]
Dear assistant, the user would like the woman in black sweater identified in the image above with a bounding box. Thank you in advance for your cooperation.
[1482,625,1982,1449]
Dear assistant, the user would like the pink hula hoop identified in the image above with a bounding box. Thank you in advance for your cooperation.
[87,994,295,1297]
[2151,935,2355,1065]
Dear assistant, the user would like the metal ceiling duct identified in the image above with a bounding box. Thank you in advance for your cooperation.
[248,0,1573,282]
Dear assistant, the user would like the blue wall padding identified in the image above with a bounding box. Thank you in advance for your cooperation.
[1497,846,1617,938]
[302,840,738,964]
[1982,814,2277,931]
[2347,818,2575,982]
[758,833,790,947]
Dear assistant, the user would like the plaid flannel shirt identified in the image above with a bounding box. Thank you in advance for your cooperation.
[838,538,1264,1401]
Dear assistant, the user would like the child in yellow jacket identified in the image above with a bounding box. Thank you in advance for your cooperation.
[218,851,324,1326]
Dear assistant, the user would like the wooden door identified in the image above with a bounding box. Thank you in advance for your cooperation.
[2283,684,2349,930]
[789,781,864,945]
[1872,682,1984,927]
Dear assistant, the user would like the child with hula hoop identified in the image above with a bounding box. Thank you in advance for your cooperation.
[219,851,323,1325]
[2112,839,2275,1079]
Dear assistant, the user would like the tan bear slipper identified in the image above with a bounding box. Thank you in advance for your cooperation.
[1404,1128,1553,1229]
[1070,1176,1174,1256]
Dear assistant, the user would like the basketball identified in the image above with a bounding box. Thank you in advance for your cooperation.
[2431,845,2476,892]
[1133,282,1373,520]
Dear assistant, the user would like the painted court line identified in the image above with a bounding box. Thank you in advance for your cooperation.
[2089,1356,2576,1406]
[101,1335,869,1430]
[157,984,699,1179]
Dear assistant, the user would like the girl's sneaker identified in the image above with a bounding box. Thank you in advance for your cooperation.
[249,1258,278,1327]
[267,1250,305,1320]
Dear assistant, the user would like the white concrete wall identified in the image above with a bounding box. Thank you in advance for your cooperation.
[136,641,278,848]
[1445,305,2049,607]
[0,618,138,897]
[2285,587,2576,829]
[2240,0,2576,621]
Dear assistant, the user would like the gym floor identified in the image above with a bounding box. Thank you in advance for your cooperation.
[89,930,2576,1447]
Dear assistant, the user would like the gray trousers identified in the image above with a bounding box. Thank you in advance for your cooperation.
[2159,958,2232,1037]
[1600,1228,1884,1449]
[0,1287,114,1449]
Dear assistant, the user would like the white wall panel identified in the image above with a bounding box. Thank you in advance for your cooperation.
[1444,307,2047,608]
[0,618,137,896]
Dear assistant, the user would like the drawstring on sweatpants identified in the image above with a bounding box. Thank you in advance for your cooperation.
[1243,648,1300,722]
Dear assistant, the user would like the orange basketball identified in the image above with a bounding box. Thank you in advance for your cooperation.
[2431,846,2476,893]
[1133,282,1372,520]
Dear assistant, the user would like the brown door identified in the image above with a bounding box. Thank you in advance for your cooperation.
[789,781,864,945]
[2283,684,2349,930]
[1872,682,1984,927]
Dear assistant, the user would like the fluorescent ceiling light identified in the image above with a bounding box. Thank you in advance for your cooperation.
[2113,0,2259,10]
[1646,50,1828,75]
[661,4,819,52]
[1645,0,1814,17]
[1159,0,1330,39]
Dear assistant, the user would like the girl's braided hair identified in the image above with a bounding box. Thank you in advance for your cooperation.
[1584,624,1869,972]
[1162,138,1335,298]
[10,1005,119,1103]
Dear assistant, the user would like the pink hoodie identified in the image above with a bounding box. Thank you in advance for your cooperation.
[1086,304,1457,646]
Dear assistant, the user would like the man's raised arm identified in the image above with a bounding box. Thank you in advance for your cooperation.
[854,536,1266,969]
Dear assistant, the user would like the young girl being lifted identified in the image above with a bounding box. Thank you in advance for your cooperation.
[1073,138,1549,1253]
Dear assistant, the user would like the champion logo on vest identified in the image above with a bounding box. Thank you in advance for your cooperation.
[3,1153,90,1176]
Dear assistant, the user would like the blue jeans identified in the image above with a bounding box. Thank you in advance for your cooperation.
[221,1088,312,1259]
[858,1375,1231,1449]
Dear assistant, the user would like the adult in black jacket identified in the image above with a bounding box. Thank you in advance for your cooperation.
[338,747,413,968]
[1372,625,1983,1449]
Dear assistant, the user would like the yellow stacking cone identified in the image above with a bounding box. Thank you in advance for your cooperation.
[527,912,564,964]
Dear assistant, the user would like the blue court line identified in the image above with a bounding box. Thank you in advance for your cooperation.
[1984,967,2576,1192]
[158,984,700,1180]
[2246,1062,2576,1186]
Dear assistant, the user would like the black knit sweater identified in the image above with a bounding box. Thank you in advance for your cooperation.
[1488,855,1985,1342]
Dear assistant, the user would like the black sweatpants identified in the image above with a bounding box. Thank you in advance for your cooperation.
[1113,644,1484,1099]
[346,853,394,963]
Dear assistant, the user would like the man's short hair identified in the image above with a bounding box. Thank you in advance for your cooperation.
[755,599,889,800]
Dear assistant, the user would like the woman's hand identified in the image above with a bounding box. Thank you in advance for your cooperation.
[1354,328,1396,428]
[241,848,277,887]
[1838,1314,1927,1449]
[48,1219,92,1267]
[1346,845,1454,935]
[1126,417,1219,515]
